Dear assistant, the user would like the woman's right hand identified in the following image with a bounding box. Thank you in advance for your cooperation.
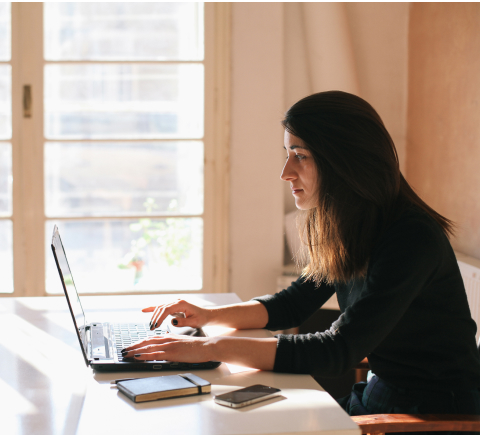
[142,299,211,331]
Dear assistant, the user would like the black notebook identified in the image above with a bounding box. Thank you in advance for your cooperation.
[117,373,211,403]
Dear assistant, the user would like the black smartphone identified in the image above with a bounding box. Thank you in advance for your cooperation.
[213,384,281,408]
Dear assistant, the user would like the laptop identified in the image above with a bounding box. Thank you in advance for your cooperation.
[51,225,221,372]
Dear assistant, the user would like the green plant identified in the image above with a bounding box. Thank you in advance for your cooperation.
[118,198,193,282]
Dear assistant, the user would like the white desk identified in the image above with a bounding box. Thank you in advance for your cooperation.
[0,294,359,435]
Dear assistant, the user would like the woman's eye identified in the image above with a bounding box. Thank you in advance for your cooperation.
[286,153,306,161]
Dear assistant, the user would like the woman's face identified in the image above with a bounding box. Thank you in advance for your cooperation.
[281,130,319,210]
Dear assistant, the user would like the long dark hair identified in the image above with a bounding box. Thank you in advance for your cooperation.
[282,91,454,285]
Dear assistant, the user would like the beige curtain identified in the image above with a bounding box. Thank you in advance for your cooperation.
[284,2,360,108]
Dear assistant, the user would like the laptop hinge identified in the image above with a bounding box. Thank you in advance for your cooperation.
[90,323,107,360]
[84,325,93,362]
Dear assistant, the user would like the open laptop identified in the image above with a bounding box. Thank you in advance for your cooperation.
[51,225,221,372]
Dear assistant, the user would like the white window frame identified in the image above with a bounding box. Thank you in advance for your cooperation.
[5,2,230,297]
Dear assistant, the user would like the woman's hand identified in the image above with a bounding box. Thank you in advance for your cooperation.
[142,299,211,330]
[122,334,213,363]
[121,334,278,370]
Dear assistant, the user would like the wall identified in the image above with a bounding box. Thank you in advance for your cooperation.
[229,3,285,300]
[346,2,409,172]
[407,3,480,259]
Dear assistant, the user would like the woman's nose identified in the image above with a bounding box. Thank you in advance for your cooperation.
[280,159,295,181]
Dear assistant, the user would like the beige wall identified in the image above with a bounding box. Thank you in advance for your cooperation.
[407,3,480,258]
[346,2,409,172]
[229,3,285,300]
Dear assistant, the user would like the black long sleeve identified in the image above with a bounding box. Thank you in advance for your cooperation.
[253,277,335,331]
[254,207,480,391]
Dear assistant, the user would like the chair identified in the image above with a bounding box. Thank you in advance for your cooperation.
[355,357,370,382]
[351,413,480,434]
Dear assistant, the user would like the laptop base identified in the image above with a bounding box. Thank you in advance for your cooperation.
[91,360,222,372]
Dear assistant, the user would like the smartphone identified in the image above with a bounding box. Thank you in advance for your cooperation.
[213,384,281,408]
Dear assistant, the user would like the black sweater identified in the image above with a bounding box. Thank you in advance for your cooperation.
[254,207,480,391]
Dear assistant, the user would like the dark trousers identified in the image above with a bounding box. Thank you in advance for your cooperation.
[338,375,480,435]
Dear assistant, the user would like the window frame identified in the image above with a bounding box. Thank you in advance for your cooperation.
[5,2,230,297]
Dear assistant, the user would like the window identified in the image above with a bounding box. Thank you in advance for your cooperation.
[1,3,230,296]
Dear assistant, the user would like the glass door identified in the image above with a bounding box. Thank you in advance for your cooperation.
[0,2,12,294]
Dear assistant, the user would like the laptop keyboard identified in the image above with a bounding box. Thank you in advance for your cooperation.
[113,323,166,361]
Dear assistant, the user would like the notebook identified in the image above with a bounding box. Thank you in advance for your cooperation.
[51,225,221,372]
[117,373,211,403]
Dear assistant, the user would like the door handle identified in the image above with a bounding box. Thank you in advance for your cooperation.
[23,84,32,118]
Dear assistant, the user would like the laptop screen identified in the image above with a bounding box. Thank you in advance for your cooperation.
[51,226,87,340]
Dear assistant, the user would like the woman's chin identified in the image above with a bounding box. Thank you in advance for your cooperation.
[295,199,317,211]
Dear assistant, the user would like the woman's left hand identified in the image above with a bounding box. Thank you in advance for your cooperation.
[121,334,213,363]
[121,334,278,370]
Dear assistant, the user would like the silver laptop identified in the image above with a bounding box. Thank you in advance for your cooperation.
[51,225,221,372]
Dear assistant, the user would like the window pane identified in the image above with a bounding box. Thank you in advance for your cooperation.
[0,65,11,139]
[0,3,11,61]
[0,220,13,293]
[45,142,203,217]
[0,143,11,216]
[44,64,204,139]
[45,219,203,293]
[44,2,204,61]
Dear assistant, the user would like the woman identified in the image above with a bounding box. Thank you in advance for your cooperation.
[122,91,480,416]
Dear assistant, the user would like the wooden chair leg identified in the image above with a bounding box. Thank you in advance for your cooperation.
[355,368,368,383]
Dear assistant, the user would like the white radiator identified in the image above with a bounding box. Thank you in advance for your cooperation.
[456,252,480,341]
